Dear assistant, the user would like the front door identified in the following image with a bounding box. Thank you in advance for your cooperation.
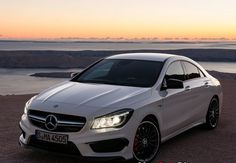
[161,61,192,137]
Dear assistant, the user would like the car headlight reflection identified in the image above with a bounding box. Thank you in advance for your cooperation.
[91,109,133,129]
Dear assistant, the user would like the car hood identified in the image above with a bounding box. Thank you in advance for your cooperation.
[31,81,151,116]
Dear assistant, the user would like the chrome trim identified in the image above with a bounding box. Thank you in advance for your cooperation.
[28,114,85,126]
[28,115,45,123]
[57,120,85,126]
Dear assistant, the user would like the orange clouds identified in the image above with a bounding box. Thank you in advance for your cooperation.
[1,0,236,40]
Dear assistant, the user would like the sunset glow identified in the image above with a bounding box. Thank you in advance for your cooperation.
[1,0,236,40]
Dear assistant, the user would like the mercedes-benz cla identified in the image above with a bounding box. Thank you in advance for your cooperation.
[19,53,223,162]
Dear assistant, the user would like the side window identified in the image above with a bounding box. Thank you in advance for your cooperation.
[183,62,201,80]
[165,61,185,81]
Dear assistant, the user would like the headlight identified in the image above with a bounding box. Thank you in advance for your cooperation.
[91,109,133,129]
[24,95,37,114]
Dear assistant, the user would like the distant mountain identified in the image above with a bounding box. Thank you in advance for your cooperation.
[0,49,235,68]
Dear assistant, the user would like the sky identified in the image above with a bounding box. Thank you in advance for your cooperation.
[1,0,236,40]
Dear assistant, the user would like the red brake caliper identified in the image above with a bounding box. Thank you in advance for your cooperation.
[134,134,139,153]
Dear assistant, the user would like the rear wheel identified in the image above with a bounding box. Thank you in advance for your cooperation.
[205,97,219,129]
[132,120,160,163]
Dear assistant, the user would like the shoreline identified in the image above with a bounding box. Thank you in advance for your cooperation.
[29,70,236,79]
[1,74,235,96]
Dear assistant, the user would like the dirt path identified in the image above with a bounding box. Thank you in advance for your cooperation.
[0,80,235,163]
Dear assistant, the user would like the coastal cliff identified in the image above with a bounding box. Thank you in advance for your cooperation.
[0,49,236,68]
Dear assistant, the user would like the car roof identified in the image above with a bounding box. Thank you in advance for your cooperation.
[106,53,177,62]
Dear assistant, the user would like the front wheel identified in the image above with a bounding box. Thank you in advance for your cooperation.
[205,97,220,129]
[132,121,160,163]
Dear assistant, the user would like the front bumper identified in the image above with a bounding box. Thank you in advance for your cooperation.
[19,113,138,160]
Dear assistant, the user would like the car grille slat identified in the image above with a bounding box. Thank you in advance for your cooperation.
[28,115,45,123]
[57,121,85,127]
[28,110,86,132]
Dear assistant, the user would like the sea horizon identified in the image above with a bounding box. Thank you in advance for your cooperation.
[1,40,236,51]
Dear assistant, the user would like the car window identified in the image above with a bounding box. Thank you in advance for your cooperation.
[165,61,185,81]
[75,59,164,87]
[82,61,114,80]
[183,61,201,80]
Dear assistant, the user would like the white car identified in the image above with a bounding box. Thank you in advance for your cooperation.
[19,53,223,162]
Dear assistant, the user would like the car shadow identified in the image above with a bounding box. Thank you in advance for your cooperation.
[21,125,214,163]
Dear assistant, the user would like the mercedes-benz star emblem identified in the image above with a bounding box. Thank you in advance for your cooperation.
[45,115,58,131]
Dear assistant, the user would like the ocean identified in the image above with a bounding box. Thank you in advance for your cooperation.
[1,40,236,50]
[0,62,236,95]
[0,40,236,95]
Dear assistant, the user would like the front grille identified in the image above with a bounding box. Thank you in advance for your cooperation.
[29,135,81,155]
[28,110,86,132]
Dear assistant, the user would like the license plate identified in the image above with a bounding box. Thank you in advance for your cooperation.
[35,130,68,144]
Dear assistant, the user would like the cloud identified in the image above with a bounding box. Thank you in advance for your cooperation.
[55,36,235,42]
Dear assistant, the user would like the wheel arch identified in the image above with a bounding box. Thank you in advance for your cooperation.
[142,114,160,131]
[212,95,219,102]
[205,95,219,116]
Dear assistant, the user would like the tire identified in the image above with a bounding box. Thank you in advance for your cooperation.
[132,120,160,163]
[205,97,220,129]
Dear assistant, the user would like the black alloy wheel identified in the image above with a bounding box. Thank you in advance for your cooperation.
[205,97,220,129]
[133,121,160,163]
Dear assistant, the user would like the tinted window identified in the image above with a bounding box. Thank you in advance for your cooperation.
[81,61,114,80]
[74,59,163,87]
[183,62,201,80]
[165,61,185,81]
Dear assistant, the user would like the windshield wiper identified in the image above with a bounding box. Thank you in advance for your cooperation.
[77,79,116,85]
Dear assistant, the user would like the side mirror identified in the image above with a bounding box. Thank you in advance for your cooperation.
[71,72,79,78]
[162,78,184,90]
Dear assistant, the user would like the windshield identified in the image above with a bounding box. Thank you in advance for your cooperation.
[73,59,163,87]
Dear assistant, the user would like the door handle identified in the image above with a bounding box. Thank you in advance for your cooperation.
[204,81,209,88]
[185,85,191,91]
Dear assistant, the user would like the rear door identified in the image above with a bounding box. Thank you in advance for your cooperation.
[182,61,211,123]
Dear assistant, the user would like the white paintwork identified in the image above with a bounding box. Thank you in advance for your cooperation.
[107,52,175,62]
[19,53,223,160]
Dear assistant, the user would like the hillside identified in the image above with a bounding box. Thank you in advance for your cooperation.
[0,49,236,68]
